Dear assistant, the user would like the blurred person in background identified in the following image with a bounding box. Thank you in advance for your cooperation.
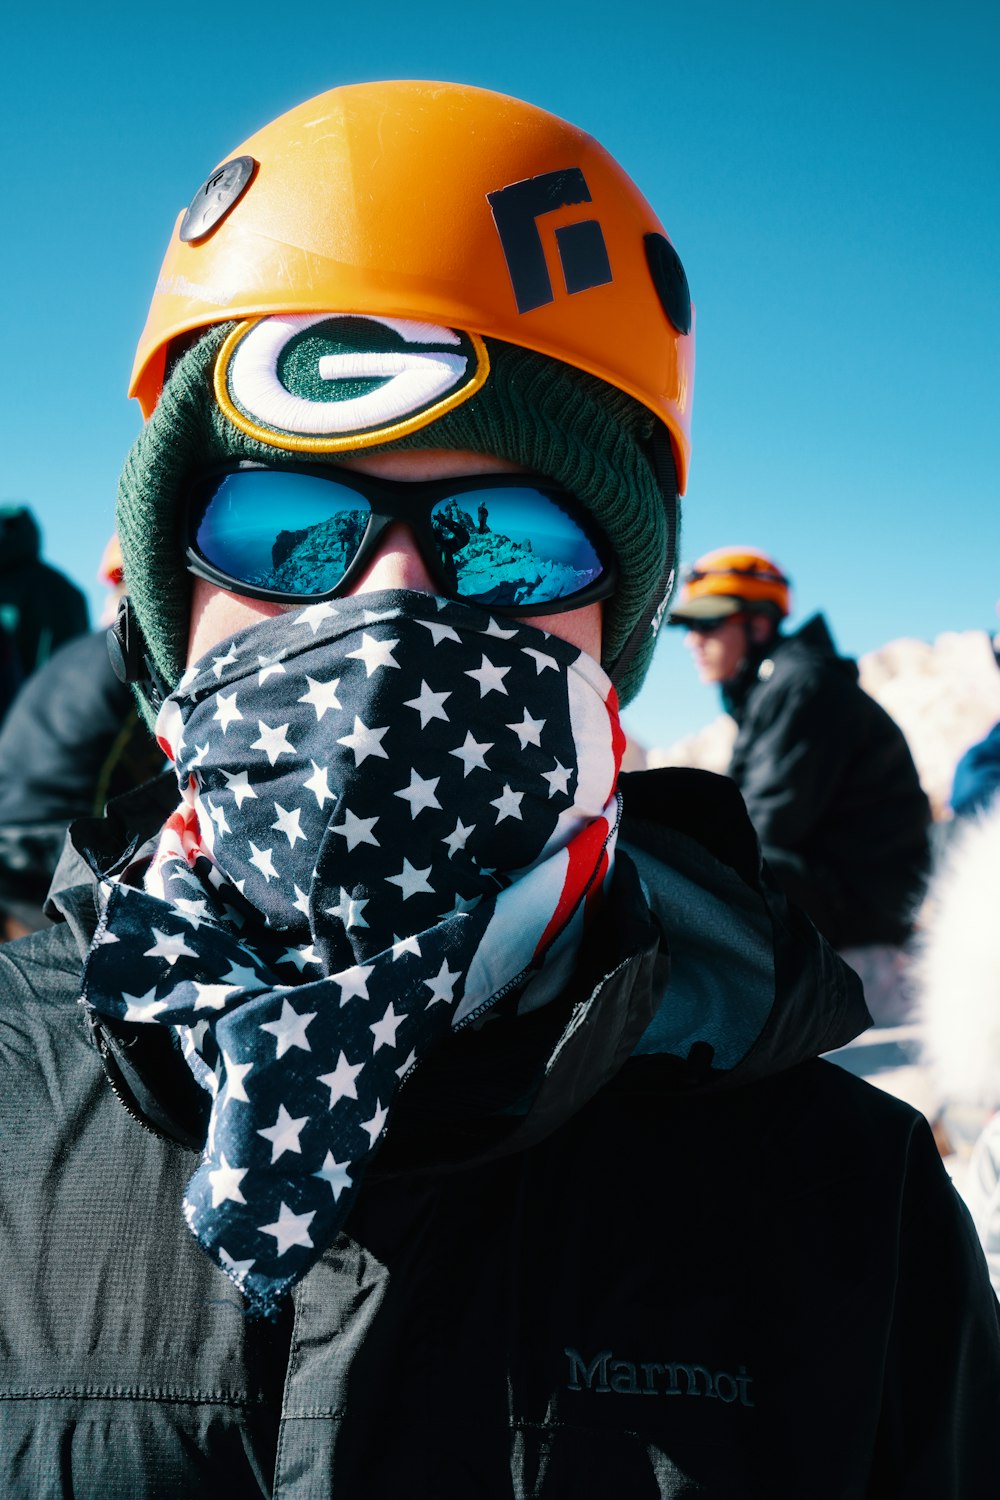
[949,614,1000,821]
[0,537,162,941]
[0,504,89,682]
[0,620,21,728]
[669,548,931,1023]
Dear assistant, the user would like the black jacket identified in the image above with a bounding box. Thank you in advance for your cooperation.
[0,631,163,929]
[724,615,931,947]
[0,507,89,680]
[0,770,996,1499]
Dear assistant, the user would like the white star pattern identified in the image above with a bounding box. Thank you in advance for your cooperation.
[326,887,369,929]
[259,1201,316,1255]
[271,802,306,848]
[337,963,375,1003]
[386,859,435,900]
[295,600,339,634]
[257,1105,309,1163]
[144,928,196,966]
[330,808,381,851]
[221,1052,253,1103]
[303,760,336,808]
[220,768,257,807]
[423,960,461,1005]
[337,716,389,766]
[84,591,615,1316]
[222,959,268,990]
[404,680,451,728]
[219,1247,256,1279]
[391,933,422,960]
[208,1153,248,1207]
[394,769,442,818]
[211,647,238,679]
[207,800,231,837]
[542,759,573,798]
[417,619,461,646]
[250,721,296,765]
[256,654,286,684]
[449,731,493,777]
[441,818,475,857]
[524,646,559,674]
[213,691,242,733]
[465,655,511,697]
[484,618,518,639]
[370,1002,403,1053]
[122,987,168,1022]
[298,674,342,720]
[260,997,316,1058]
[313,1153,353,1201]
[317,1051,364,1108]
[193,981,237,1011]
[359,1101,389,1146]
[248,842,279,883]
[175,897,211,927]
[490,784,525,823]
[507,708,546,750]
[346,632,400,676]
[394,1048,418,1079]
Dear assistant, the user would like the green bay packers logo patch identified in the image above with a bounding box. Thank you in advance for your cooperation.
[214,313,489,452]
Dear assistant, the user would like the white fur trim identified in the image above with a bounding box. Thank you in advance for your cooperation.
[913,800,1000,1108]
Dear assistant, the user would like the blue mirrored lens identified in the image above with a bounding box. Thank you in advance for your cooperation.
[193,472,369,595]
[430,487,604,606]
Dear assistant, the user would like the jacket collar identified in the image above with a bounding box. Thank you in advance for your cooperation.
[46,766,869,1165]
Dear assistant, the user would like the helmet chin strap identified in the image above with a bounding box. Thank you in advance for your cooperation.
[605,423,679,694]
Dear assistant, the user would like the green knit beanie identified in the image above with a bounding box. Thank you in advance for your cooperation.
[117,323,677,713]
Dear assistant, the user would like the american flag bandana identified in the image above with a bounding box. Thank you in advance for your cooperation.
[82,590,623,1316]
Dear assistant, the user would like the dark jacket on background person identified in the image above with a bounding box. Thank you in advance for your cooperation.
[1,768,996,1500]
[951,719,1000,820]
[0,506,89,681]
[0,620,21,727]
[723,613,931,948]
[0,631,163,932]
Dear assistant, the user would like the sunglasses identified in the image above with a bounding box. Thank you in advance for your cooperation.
[185,463,618,616]
[683,615,744,633]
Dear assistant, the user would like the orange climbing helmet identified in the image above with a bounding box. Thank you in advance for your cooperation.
[668,547,791,624]
[97,534,124,588]
[129,80,694,491]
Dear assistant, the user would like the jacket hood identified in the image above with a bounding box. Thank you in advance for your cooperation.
[0,506,40,571]
[46,766,868,1170]
[724,612,857,719]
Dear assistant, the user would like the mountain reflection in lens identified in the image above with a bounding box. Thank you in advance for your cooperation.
[430,488,603,606]
[194,471,371,594]
[193,471,606,606]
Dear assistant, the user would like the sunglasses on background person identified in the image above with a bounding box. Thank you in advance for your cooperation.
[186,464,618,616]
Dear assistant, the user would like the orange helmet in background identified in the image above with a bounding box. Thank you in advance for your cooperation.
[129,80,694,491]
[668,547,791,625]
[97,534,124,588]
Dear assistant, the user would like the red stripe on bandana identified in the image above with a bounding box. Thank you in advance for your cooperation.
[535,814,611,958]
[607,685,626,780]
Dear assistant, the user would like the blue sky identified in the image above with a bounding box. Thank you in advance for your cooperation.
[2,0,997,746]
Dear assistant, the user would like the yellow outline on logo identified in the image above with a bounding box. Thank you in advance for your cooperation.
[213,318,490,451]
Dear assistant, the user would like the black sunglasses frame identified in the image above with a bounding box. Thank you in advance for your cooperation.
[185,461,619,617]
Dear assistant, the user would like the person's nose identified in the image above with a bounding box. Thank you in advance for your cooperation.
[345,522,438,596]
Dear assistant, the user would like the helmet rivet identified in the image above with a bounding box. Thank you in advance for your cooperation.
[179,156,257,244]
